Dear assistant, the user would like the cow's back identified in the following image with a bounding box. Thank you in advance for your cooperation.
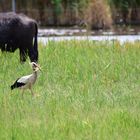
[0,12,21,42]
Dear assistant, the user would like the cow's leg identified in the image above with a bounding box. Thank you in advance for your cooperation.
[28,47,35,62]
[19,48,27,63]
[1,44,6,52]
[28,45,38,62]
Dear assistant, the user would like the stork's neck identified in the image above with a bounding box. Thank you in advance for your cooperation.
[33,70,38,77]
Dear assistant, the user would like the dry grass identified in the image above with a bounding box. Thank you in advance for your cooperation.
[84,0,112,29]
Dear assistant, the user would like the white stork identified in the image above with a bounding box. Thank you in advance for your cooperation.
[11,62,41,96]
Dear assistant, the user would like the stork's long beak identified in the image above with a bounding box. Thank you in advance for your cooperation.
[36,65,42,72]
[37,65,42,71]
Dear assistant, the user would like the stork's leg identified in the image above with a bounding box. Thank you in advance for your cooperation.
[21,89,25,98]
[29,84,35,97]
[30,88,35,97]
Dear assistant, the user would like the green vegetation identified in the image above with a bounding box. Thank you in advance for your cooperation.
[1,0,140,27]
[0,40,140,139]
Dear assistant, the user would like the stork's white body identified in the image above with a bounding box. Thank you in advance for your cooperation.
[18,72,37,89]
[11,62,41,96]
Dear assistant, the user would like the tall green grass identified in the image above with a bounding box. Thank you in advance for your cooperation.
[0,40,139,140]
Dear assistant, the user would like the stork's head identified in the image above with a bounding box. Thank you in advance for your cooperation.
[30,62,41,72]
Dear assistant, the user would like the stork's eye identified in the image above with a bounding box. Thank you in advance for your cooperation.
[31,62,38,68]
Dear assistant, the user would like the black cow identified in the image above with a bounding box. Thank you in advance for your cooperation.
[0,12,38,62]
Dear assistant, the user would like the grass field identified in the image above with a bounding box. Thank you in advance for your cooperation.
[0,40,139,140]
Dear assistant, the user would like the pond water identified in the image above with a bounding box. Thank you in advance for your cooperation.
[39,35,140,44]
[38,28,140,44]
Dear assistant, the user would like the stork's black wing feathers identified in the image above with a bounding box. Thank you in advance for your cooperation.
[11,78,26,90]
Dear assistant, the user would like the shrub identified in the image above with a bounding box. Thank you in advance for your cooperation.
[84,0,112,30]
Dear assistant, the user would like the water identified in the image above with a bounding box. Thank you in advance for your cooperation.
[38,28,140,44]
[39,35,140,44]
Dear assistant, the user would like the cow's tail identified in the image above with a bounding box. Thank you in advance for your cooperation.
[34,22,38,62]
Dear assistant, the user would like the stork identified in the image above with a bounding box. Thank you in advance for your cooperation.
[11,62,41,97]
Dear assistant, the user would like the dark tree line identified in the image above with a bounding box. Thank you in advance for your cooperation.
[0,0,140,28]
